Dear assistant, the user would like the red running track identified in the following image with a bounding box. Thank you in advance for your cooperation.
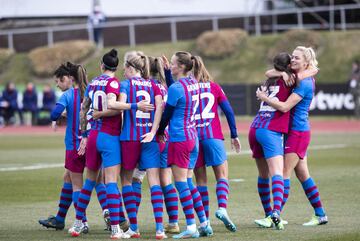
[1,119,359,135]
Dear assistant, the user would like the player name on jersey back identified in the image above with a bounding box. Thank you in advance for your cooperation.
[131,79,152,87]
[91,79,110,86]
[199,82,211,89]
[187,83,200,92]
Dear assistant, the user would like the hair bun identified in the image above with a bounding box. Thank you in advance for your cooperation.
[109,49,118,58]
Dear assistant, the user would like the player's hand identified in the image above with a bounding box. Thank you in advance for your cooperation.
[51,121,57,132]
[231,137,241,153]
[141,131,155,143]
[92,110,102,120]
[137,100,154,112]
[161,55,170,70]
[256,86,267,101]
[78,137,87,156]
[157,133,166,143]
[61,110,67,118]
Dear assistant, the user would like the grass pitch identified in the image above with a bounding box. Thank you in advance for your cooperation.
[0,131,359,241]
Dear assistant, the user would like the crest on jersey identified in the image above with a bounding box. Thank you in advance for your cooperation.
[110,81,119,89]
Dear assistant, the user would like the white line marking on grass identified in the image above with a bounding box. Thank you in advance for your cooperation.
[227,143,350,156]
[229,178,245,182]
[0,163,63,172]
[0,144,350,172]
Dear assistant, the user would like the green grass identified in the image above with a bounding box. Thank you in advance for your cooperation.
[1,30,359,87]
[0,130,359,240]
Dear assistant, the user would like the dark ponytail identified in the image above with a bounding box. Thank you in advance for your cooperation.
[54,62,88,99]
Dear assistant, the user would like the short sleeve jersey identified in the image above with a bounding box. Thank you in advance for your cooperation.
[85,74,122,136]
[57,87,81,150]
[120,77,162,141]
[196,81,227,140]
[166,77,199,142]
[251,78,293,134]
[290,77,315,131]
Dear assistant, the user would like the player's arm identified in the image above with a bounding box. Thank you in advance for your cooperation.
[50,104,66,121]
[157,103,175,136]
[141,95,163,143]
[78,97,91,155]
[256,86,302,113]
[297,66,318,80]
[92,109,121,120]
[162,55,175,87]
[265,69,295,86]
[219,99,241,153]
[80,97,91,135]
[50,104,66,132]
[108,92,154,112]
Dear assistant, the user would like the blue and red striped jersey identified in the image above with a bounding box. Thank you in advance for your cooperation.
[120,77,162,141]
[251,78,292,134]
[195,81,228,140]
[85,74,122,136]
[166,77,199,142]
[57,87,81,150]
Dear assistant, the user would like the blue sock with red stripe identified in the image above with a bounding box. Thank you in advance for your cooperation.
[301,177,326,217]
[95,183,108,211]
[257,177,272,217]
[55,182,72,223]
[122,185,138,231]
[175,181,195,226]
[150,185,164,232]
[106,183,120,225]
[197,186,209,219]
[271,175,284,214]
[118,187,126,222]
[281,179,290,212]
[216,178,229,209]
[72,191,87,222]
[162,184,178,224]
[75,179,96,221]
[187,178,207,224]
[132,181,142,214]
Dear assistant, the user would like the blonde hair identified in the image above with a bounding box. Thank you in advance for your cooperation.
[192,55,213,83]
[126,55,150,79]
[295,46,319,70]
[149,56,166,86]
[124,50,144,62]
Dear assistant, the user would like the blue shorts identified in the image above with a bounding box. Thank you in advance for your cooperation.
[189,138,199,169]
[196,139,227,168]
[160,141,169,169]
[96,132,121,168]
[255,128,284,159]
[140,142,161,170]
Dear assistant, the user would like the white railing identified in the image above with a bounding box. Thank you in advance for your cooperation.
[0,3,359,50]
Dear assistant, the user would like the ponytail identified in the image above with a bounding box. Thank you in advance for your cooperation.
[192,55,212,82]
[149,56,166,85]
[55,62,88,99]
[126,54,150,79]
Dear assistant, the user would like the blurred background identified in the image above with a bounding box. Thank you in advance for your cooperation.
[0,0,360,126]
